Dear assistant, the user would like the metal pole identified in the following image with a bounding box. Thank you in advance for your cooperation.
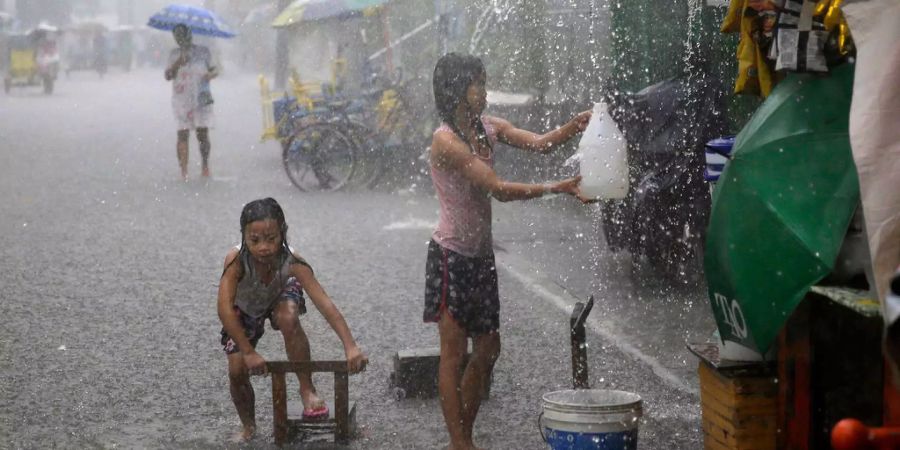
[381,4,394,75]
[571,296,594,389]
[274,0,292,89]
[434,0,446,55]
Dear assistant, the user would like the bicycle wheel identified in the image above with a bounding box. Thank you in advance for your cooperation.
[344,120,385,189]
[282,123,356,192]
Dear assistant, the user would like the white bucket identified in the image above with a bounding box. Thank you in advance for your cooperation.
[540,389,642,450]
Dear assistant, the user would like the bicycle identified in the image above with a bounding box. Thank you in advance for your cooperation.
[336,75,434,190]
[281,121,356,192]
[260,73,358,192]
[259,68,431,192]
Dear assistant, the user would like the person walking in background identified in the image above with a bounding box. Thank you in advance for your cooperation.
[164,24,218,181]
[426,52,593,450]
[92,30,107,77]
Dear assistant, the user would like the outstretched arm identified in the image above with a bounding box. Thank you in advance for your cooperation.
[217,250,268,375]
[292,262,367,373]
[489,111,590,154]
[431,130,592,203]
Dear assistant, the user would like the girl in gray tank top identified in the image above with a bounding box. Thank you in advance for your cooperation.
[216,197,368,442]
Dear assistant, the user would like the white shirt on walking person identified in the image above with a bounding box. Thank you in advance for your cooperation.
[168,44,217,130]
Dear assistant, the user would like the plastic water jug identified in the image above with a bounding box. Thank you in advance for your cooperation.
[578,102,629,199]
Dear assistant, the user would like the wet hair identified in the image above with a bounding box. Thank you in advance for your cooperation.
[239,197,289,247]
[432,52,491,151]
[222,198,290,278]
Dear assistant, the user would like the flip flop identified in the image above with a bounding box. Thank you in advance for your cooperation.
[302,405,329,421]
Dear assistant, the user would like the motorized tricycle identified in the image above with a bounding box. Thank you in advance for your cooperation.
[4,26,60,94]
[62,23,107,78]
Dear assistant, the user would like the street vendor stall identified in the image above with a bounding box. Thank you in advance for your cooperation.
[692,1,900,449]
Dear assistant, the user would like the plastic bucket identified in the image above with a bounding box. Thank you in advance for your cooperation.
[540,389,642,450]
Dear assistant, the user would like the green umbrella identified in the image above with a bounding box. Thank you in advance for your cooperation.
[705,63,859,353]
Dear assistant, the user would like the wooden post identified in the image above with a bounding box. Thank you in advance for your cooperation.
[885,361,900,426]
[334,371,350,442]
[777,300,811,449]
[571,296,594,389]
[272,372,288,446]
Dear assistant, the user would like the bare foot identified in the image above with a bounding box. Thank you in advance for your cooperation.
[202,167,210,178]
[444,442,482,450]
[230,425,256,443]
[300,388,325,412]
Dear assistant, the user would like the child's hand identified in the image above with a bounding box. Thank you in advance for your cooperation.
[243,351,268,376]
[345,345,368,374]
[553,176,598,204]
[571,110,592,133]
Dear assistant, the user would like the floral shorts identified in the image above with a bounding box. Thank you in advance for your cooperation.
[424,240,500,337]
[221,277,306,354]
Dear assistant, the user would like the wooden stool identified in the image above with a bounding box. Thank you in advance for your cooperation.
[266,360,356,446]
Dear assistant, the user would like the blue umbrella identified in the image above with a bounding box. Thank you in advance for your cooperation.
[147,4,237,38]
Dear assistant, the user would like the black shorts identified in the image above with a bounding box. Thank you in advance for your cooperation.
[424,240,499,337]
[221,277,306,354]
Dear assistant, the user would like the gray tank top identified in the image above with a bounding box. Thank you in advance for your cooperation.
[233,246,299,318]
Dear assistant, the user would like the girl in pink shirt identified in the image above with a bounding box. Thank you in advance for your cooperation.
[425,53,593,450]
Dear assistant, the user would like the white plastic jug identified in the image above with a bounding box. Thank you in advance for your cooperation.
[578,102,629,200]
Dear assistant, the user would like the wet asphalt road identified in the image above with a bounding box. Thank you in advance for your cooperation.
[0,67,713,449]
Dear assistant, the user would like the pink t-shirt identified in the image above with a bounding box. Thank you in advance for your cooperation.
[430,117,499,257]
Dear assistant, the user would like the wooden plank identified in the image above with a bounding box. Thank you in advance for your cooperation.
[886,361,900,426]
[701,385,776,421]
[267,360,349,374]
[699,363,777,397]
[776,303,812,450]
[700,383,777,411]
[698,362,776,396]
[704,422,775,450]
[334,371,350,442]
[703,402,777,433]
[702,413,775,440]
[272,372,288,446]
[703,432,733,450]
[703,418,775,449]
[699,367,776,409]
